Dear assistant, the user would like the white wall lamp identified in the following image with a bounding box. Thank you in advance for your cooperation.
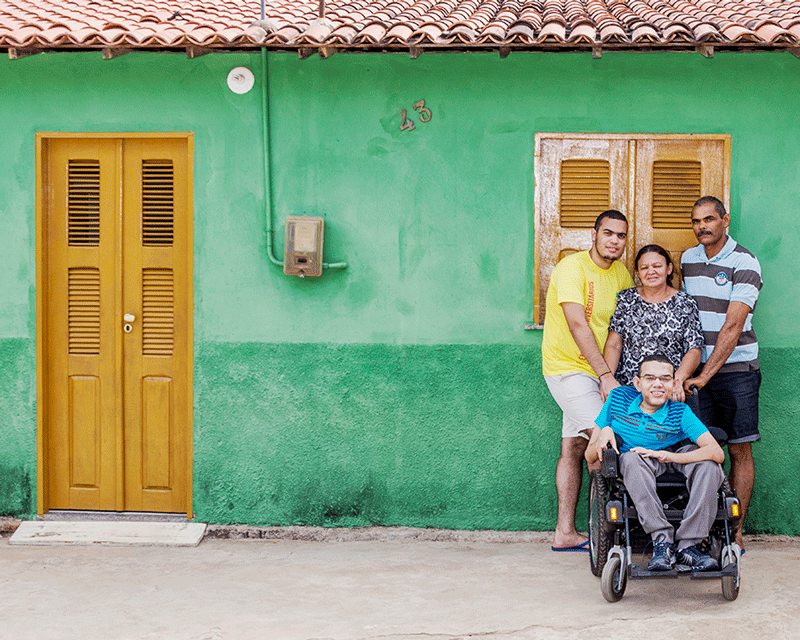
[227,66,255,94]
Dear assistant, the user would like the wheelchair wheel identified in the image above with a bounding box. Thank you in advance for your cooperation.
[601,555,627,602]
[721,552,740,601]
[589,470,613,577]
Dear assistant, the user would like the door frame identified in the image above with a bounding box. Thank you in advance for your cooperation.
[36,132,194,517]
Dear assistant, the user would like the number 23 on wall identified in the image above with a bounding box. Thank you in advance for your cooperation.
[400,100,433,131]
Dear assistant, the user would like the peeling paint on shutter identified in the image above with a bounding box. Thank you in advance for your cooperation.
[651,160,701,228]
[559,159,610,228]
[142,268,174,356]
[142,160,174,246]
[68,160,100,246]
[68,267,100,355]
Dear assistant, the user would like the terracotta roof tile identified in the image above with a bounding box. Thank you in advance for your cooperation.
[722,23,757,41]
[410,21,444,43]
[352,21,386,42]
[568,23,596,43]
[600,22,629,43]
[662,22,692,41]
[383,22,413,41]
[756,22,791,42]
[507,22,535,43]
[1,0,800,53]
[631,23,660,42]
[477,23,506,42]
[538,20,566,43]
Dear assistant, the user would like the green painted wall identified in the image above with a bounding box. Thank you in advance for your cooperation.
[195,342,555,529]
[0,50,798,533]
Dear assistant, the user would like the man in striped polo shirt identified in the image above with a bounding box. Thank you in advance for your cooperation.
[587,354,725,570]
[682,195,762,550]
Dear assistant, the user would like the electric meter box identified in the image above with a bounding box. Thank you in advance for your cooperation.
[283,215,324,277]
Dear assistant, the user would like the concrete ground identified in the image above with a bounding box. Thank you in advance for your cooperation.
[1,527,798,640]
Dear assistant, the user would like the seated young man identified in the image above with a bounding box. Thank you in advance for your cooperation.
[585,353,725,571]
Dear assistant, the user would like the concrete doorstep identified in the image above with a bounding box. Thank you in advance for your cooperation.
[9,520,207,547]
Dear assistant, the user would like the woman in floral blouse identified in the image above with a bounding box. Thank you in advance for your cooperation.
[604,244,704,402]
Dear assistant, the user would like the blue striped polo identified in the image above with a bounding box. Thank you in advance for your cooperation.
[594,386,708,453]
[681,235,762,372]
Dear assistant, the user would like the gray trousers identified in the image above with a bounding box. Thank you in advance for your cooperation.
[619,445,725,550]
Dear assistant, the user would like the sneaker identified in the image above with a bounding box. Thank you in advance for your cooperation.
[647,541,676,571]
[677,544,719,571]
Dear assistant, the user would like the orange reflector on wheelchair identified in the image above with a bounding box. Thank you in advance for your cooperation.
[726,497,741,519]
[606,500,623,522]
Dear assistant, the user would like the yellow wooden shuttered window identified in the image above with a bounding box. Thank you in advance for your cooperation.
[68,267,100,354]
[142,268,174,356]
[559,159,610,228]
[651,160,702,228]
[535,134,730,324]
[141,160,174,246]
[67,160,100,246]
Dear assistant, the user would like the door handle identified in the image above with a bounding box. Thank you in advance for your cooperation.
[124,314,136,323]
[124,313,135,333]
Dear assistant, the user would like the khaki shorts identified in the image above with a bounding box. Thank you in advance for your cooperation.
[545,372,604,440]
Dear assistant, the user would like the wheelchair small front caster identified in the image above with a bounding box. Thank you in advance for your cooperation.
[601,555,627,602]
[721,544,740,601]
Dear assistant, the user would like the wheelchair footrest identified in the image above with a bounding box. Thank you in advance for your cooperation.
[629,563,678,579]
[688,563,738,580]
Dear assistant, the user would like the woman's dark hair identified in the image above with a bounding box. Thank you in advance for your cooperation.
[634,244,674,288]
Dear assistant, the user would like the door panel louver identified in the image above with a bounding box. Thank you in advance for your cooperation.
[68,160,100,246]
[560,159,610,228]
[142,268,174,356]
[142,160,174,246]
[651,160,701,228]
[68,267,100,355]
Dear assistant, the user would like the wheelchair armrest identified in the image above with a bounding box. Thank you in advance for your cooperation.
[601,444,619,479]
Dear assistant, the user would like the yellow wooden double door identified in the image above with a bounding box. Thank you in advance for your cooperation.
[38,135,193,515]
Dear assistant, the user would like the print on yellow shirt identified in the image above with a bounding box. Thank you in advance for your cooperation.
[542,251,634,377]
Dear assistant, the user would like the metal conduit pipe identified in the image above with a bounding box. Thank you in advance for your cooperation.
[261,48,283,267]
[260,48,348,270]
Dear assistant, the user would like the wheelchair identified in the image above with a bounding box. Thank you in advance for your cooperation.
[588,427,742,602]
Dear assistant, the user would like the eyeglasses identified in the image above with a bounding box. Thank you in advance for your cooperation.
[641,374,673,383]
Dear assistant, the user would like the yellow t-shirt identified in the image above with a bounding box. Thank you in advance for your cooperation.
[542,251,634,376]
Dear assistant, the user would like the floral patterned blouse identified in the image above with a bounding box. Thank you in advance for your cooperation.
[609,288,704,386]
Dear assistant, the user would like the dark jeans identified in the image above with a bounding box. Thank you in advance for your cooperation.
[695,370,761,444]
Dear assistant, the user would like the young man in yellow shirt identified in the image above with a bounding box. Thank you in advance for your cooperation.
[543,210,634,551]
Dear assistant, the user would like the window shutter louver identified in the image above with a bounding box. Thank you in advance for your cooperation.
[560,159,611,228]
[68,160,100,246]
[651,160,702,228]
[68,267,101,354]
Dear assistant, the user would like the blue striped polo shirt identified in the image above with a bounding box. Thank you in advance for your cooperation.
[594,386,708,453]
[681,235,762,372]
